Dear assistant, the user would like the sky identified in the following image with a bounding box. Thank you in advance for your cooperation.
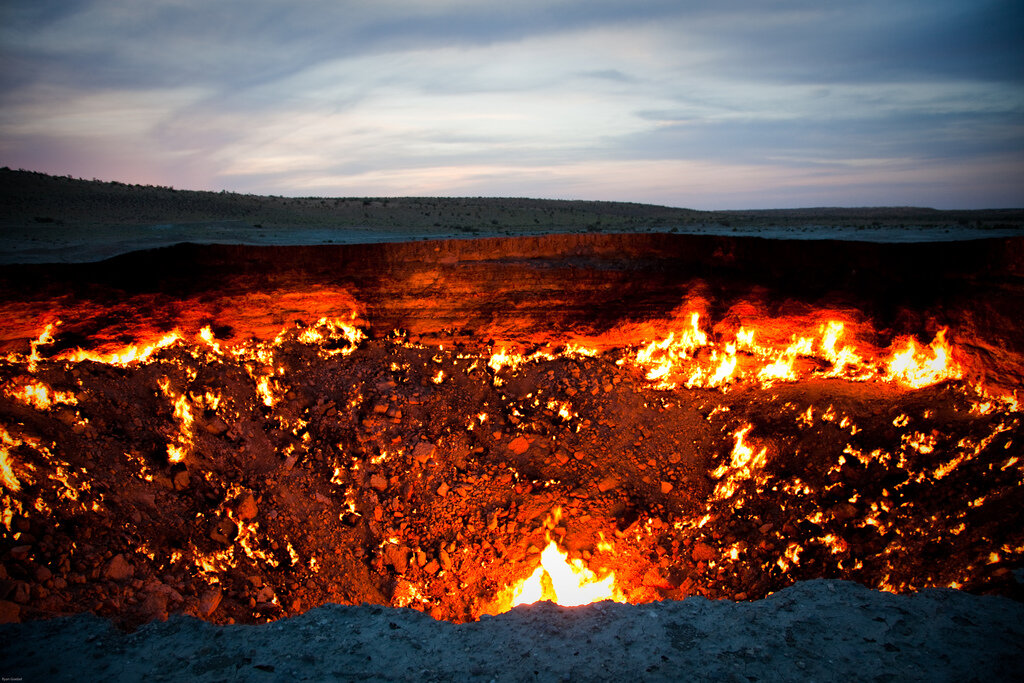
[1,1,1022,209]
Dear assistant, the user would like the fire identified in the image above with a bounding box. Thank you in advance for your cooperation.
[1,300,1017,625]
[157,377,194,462]
[59,330,181,366]
[757,336,813,384]
[501,508,624,611]
[629,314,964,391]
[819,321,863,377]
[712,425,769,501]
[6,380,77,410]
[885,329,961,388]
[635,312,708,388]
[509,540,622,608]
[0,425,22,493]
[26,322,57,372]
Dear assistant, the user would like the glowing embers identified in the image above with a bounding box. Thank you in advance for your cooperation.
[629,315,961,391]
[504,509,623,611]
[711,424,769,501]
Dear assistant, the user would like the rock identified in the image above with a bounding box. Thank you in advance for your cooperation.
[830,503,858,521]
[439,549,452,570]
[0,600,20,623]
[436,482,450,497]
[660,481,674,493]
[10,545,31,561]
[205,416,229,435]
[642,567,672,589]
[141,592,169,621]
[11,582,29,604]
[384,545,409,574]
[597,476,619,492]
[691,542,717,562]
[412,441,436,464]
[507,436,532,455]
[134,491,157,509]
[370,474,388,491]
[35,566,52,582]
[237,492,258,520]
[104,554,134,582]
[424,559,440,574]
[173,469,190,490]
[210,518,237,544]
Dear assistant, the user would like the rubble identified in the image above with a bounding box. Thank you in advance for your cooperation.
[0,234,1021,629]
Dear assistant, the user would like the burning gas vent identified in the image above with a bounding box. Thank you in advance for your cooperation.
[0,234,1021,626]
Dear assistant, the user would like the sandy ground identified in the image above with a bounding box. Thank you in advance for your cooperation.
[2,580,1022,682]
[3,221,1024,264]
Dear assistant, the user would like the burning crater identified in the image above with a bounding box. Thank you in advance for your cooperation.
[0,233,1021,627]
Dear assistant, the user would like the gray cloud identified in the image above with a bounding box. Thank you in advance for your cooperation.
[1,0,1021,208]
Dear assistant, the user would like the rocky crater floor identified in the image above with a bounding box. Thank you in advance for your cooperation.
[0,233,1022,679]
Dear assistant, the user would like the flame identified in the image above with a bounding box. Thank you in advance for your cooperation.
[635,312,708,388]
[6,380,77,410]
[157,377,194,462]
[255,374,277,407]
[757,336,813,384]
[26,322,57,372]
[711,425,769,500]
[885,329,961,388]
[629,314,964,391]
[0,426,22,493]
[509,539,623,609]
[819,321,863,377]
[503,508,624,611]
[60,331,181,366]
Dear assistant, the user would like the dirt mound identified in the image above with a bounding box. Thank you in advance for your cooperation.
[2,580,1022,682]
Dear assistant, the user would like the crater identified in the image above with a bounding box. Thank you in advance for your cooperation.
[0,233,1021,627]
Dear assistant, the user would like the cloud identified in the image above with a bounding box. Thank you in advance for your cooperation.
[0,0,1021,208]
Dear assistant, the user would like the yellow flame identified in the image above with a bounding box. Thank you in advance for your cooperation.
[0,426,22,492]
[510,540,623,609]
[58,330,182,366]
[7,380,77,410]
[885,329,961,389]
[712,424,769,500]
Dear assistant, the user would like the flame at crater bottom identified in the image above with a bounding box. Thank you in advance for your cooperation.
[507,540,624,610]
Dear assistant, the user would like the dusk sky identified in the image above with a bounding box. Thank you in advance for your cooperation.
[1,1,1021,209]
